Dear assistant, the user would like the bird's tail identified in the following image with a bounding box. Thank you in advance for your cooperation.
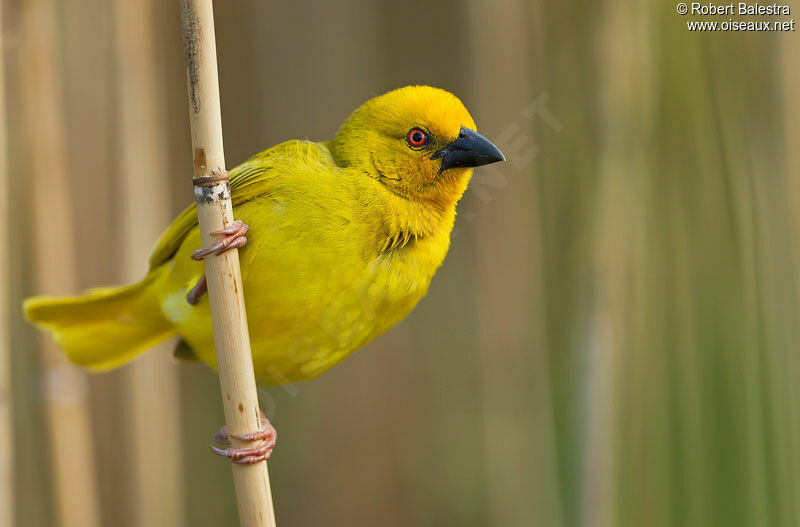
[23,268,174,371]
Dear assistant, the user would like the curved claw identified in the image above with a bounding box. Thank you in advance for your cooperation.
[211,222,249,237]
[211,441,273,464]
[191,236,247,260]
[211,411,276,464]
[191,220,249,261]
[229,425,274,442]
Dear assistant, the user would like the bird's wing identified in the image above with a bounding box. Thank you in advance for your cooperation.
[147,140,334,269]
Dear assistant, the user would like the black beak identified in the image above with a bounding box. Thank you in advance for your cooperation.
[432,127,506,172]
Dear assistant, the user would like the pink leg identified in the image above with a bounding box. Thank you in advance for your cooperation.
[191,220,249,261]
[211,411,276,464]
[186,274,208,305]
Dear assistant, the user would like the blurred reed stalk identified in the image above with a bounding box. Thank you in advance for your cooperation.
[588,2,657,525]
[589,4,800,526]
[19,0,101,525]
[783,26,800,232]
[0,0,12,523]
[780,32,800,524]
[113,0,185,525]
[467,1,562,526]
[179,0,275,524]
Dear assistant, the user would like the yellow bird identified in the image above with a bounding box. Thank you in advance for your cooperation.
[24,85,504,460]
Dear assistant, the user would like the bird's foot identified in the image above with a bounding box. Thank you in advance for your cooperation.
[211,410,276,464]
[186,220,249,304]
[191,220,249,261]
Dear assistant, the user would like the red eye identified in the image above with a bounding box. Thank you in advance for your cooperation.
[407,128,427,147]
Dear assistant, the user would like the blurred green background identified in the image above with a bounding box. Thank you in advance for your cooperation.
[2,0,799,526]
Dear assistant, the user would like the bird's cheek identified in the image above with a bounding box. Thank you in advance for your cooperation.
[418,159,443,185]
[376,153,437,187]
[371,154,402,181]
[389,155,428,185]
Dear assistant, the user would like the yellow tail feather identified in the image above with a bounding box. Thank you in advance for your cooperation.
[23,270,174,371]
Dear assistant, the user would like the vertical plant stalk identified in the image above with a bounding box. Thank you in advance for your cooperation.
[0,0,11,523]
[467,1,562,526]
[114,0,186,525]
[178,1,276,526]
[779,33,800,525]
[21,0,102,525]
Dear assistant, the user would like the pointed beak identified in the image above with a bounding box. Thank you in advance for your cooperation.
[432,127,506,172]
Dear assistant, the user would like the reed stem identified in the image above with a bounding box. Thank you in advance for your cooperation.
[22,0,102,524]
[115,0,186,524]
[0,0,11,523]
[178,1,276,525]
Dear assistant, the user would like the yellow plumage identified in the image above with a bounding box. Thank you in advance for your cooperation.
[24,86,504,384]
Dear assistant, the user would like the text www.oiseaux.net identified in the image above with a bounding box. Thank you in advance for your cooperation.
[678,3,795,31]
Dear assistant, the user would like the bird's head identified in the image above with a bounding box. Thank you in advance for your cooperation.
[329,86,505,209]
